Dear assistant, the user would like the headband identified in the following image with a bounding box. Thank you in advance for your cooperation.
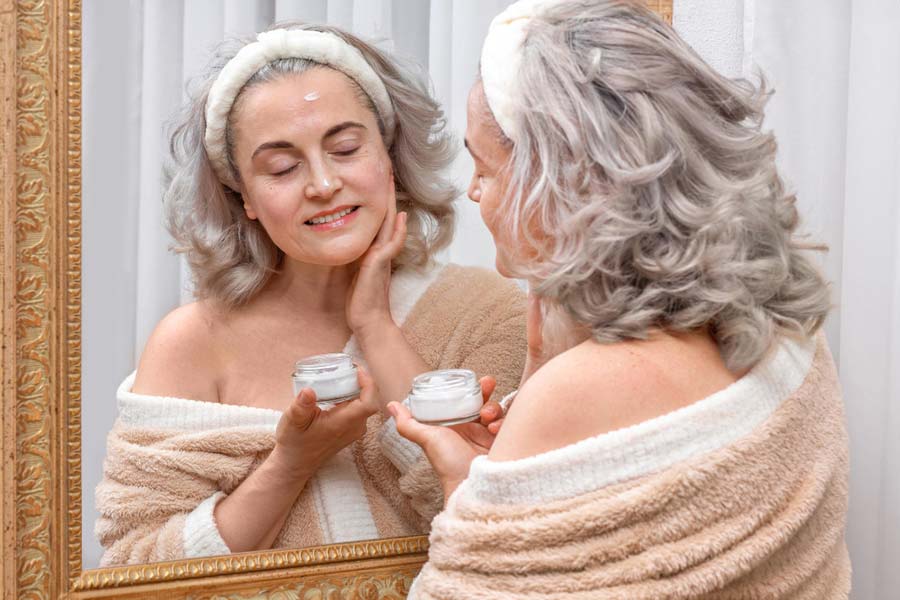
[204,28,396,189]
[480,0,551,142]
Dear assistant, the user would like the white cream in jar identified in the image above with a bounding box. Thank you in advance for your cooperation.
[292,353,360,407]
[406,369,484,426]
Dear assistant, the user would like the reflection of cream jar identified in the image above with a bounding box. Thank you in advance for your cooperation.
[292,353,360,407]
[406,369,483,426]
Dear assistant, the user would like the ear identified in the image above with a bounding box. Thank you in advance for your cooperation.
[237,183,257,220]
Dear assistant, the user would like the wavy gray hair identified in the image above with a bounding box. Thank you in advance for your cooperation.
[165,22,457,308]
[493,0,830,370]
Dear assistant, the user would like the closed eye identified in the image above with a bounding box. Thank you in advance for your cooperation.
[272,164,298,177]
[332,147,360,157]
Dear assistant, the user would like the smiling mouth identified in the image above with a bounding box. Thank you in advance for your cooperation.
[304,206,360,226]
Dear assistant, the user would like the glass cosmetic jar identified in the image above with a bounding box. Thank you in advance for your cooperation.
[406,369,484,426]
[292,353,360,407]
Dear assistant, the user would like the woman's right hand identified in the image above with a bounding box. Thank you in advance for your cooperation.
[270,368,379,479]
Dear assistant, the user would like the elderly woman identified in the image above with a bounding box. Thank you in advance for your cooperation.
[392,1,850,597]
[94,23,525,567]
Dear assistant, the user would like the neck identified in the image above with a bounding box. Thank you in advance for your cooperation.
[258,257,357,316]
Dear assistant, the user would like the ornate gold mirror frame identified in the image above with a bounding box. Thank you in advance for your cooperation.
[0,1,672,598]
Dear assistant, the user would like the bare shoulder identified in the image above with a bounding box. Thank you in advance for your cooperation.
[489,334,739,462]
[131,301,222,402]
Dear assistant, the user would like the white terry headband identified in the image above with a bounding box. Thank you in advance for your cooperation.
[480,0,550,143]
[204,28,396,190]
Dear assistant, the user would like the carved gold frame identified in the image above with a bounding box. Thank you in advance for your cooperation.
[0,1,672,598]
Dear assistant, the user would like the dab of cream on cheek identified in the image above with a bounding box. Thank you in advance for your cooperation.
[292,353,360,406]
[406,369,484,426]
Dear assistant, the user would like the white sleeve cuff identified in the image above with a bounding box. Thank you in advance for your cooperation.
[378,417,426,475]
[183,491,231,558]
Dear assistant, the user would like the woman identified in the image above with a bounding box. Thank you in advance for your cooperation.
[94,23,525,567]
[393,1,850,597]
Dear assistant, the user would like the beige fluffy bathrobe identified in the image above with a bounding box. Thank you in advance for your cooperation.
[411,333,850,599]
[95,264,526,567]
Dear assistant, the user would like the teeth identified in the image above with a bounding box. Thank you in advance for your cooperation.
[308,207,354,225]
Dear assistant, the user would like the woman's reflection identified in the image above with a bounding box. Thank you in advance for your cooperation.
[94,23,525,567]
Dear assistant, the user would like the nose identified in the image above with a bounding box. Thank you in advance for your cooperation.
[467,174,482,203]
[304,157,342,201]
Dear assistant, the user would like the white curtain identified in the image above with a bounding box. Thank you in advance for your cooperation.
[678,1,900,598]
[83,1,900,593]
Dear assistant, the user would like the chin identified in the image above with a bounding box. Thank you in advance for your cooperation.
[494,253,514,278]
[299,231,379,267]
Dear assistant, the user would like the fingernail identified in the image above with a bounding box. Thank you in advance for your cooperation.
[386,402,399,418]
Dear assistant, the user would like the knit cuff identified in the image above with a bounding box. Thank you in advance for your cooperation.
[378,417,426,475]
[183,491,231,558]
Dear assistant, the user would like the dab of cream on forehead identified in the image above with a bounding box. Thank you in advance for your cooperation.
[304,91,321,101]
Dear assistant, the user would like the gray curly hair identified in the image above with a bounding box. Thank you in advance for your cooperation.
[164,22,457,308]
[492,0,830,370]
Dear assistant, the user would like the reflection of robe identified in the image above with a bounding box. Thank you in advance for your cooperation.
[95,264,527,567]
[412,333,851,599]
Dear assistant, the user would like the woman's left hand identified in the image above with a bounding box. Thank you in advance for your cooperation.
[346,178,408,339]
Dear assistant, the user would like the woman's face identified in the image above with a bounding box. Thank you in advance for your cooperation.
[464,83,516,276]
[230,68,393,267]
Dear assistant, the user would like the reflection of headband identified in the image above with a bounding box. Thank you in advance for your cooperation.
[480,0,550,142]
[204,28,396,189]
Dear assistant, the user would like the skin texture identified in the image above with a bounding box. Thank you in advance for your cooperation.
[463,83,516,277]
[391,83,744,499]
[132,68,500,552]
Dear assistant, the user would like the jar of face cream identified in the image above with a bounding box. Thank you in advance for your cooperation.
[292,353,361,407]
[406,369,484,426]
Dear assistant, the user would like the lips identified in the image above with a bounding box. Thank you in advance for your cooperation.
[304,206,359,225]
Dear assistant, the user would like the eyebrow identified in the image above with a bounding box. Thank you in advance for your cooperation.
[250,121,367,160]
[463,137,485,164]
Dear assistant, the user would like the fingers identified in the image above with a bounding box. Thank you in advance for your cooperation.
[387,401,433,447]
[374,178,398,246]
[487,418,504,436]
[288,388,320,431]
[480,400,503,426]
[479,376,497,402]
[384,211,408,260]
[478,376,500,425]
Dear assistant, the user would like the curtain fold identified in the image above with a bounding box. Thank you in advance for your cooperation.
[748,1,899,597]
[839,1,900,597]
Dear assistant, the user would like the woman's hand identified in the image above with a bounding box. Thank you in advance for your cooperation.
[387,376,500,500]
[215,369,379,553]
[346,178,408,341]
[269,368,379,480]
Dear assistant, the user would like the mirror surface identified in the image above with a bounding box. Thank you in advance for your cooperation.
[81,0,507,569]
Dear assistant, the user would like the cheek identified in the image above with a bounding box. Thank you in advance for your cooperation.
[246,186,296,222]
[340,151,392,198]
[478,184,506,237]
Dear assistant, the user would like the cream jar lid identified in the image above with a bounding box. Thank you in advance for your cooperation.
[292,353,357,381]
[408,369,480,402]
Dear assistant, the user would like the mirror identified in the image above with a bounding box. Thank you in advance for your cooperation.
[80,0,515,572]
[0,1,671,598]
